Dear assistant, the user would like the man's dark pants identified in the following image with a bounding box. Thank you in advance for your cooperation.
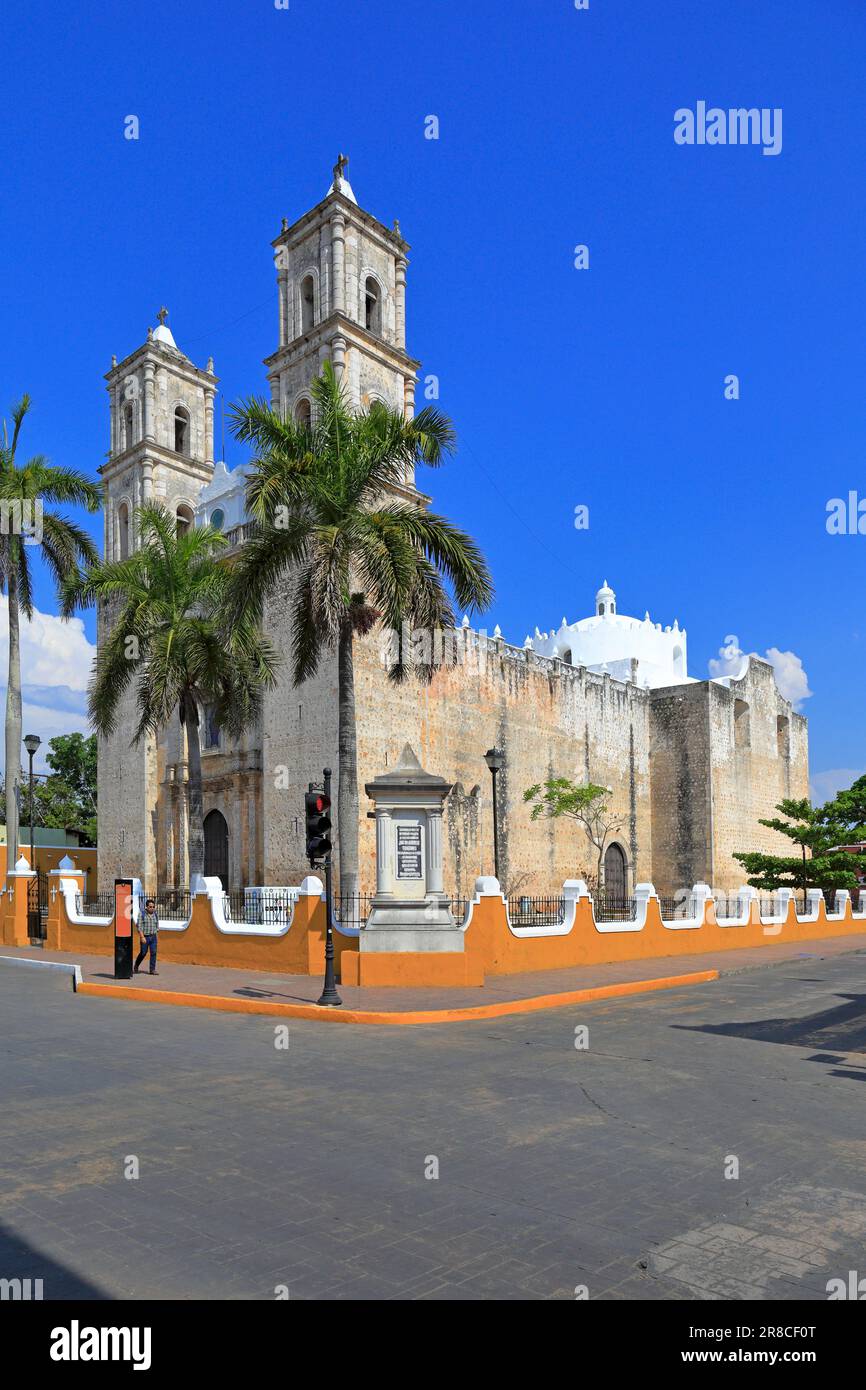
[134,935,157,974]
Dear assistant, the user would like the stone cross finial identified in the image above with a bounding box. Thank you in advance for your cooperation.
[332,152,349,185]
[157,306,169,325]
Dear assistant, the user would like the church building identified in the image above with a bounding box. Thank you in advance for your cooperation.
[96,161,809,901]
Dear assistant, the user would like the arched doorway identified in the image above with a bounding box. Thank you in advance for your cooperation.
[604,842,628,901]
[204,810,229,890]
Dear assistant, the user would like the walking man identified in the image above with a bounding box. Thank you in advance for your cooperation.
[134,898,159,975]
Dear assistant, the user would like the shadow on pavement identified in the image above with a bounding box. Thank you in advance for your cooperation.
[0,1221,109,1300]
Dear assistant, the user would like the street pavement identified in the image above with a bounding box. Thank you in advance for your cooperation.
[2,949,866,1300]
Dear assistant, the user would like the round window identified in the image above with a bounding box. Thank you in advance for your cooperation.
[211,508,225,531]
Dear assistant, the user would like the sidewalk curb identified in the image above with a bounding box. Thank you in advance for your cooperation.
[0,955,82,989]
[76,969,719,1025]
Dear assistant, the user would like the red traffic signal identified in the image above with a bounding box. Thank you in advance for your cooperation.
[305,789,332,863]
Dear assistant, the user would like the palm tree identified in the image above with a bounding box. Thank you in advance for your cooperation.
[229,364,494,899]
[66,503,278,882]
[0,395,101,867]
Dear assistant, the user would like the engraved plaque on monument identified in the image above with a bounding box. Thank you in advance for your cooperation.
[396,823,423,880]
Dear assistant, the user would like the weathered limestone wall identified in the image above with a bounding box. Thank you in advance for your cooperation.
[649,658,809,895]
[709,659,810,890]
[648,683,713,895]
[260,622,653,896]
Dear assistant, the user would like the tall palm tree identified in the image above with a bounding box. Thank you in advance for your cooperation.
[66,503,278,882]
[0,395,101,867]
[229,364,494,899]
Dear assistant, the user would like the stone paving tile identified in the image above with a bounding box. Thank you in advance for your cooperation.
[3,957,866,1299]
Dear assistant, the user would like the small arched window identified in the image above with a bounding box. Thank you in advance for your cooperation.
[176,505,194,536]
[210,508,225,532]
[561,648,573,665]
[117,502,129,560]
[123,403,134,451]
[300,275,315,333]
[365,276,381,335]
[295,398,312,429]
[174,407,190,455]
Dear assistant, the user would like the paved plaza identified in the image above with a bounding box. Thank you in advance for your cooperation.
[2,950,866,1300]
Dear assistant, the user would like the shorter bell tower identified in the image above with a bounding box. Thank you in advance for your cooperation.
[97,313,218,888]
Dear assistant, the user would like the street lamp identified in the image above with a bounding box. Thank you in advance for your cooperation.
[23,734,41,870]
[484,747,505,883]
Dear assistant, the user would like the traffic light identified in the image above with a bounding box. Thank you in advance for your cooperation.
[305,789,332,863]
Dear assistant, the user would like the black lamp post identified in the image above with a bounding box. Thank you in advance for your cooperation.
[484,747,504,882]
[23,733,41,869]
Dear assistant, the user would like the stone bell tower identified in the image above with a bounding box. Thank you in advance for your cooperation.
[97,313,217,888]
[265,155,425,494]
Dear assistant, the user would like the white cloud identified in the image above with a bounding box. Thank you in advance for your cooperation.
[708,634,813,711]
[764,647,813,710]
[810,767,865,806]
[0,596,95,770]
[708,634,749,681]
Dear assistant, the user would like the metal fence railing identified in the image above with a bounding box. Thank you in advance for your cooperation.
[220,889,295,926]
[331,893,376,928]
[140,889,192,921]
[75,891,114,917]
[593,895,637,923]
[507,895,566,927]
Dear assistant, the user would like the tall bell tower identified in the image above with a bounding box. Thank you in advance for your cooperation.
[97,314,218,887]
[265,156,425,495]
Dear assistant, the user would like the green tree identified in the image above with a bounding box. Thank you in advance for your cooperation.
[66,504,278,881]
[524,778,626,891]
[229,365,493,898]
[825,774,866,840]
[0,395,101,865]
[27,734,98,845]
[733,796,866,899]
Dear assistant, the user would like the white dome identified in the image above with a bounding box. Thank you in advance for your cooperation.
[532,584,691,689]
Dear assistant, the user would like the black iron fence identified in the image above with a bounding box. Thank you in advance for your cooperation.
[221,889,295,926]
[27,871,48,942]
[141,889,192,921]
[75,890,114,917]
[593,894,637,923]
[331,893,376,927]
[658,895,687,920]
[507,895,566,927]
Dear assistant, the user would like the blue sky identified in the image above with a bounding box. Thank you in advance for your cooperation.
[0,0,863,793]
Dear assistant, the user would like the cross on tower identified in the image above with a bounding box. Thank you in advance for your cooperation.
[332,153,349,185]
[157,306,169,325]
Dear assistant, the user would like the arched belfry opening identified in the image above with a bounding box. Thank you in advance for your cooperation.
[301,275,315,333]
[174,406,190,455]
[117,502,129,560]
[365,276,381,335]
[204,810,229,890]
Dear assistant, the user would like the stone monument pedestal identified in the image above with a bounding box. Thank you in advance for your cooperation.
[361,745,464,956]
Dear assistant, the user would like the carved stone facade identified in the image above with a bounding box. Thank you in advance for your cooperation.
[96,168,809,897]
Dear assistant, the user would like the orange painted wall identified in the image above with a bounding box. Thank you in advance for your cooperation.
[464,894,866,978]
[47,887,358,976]
[26,878,866,988]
